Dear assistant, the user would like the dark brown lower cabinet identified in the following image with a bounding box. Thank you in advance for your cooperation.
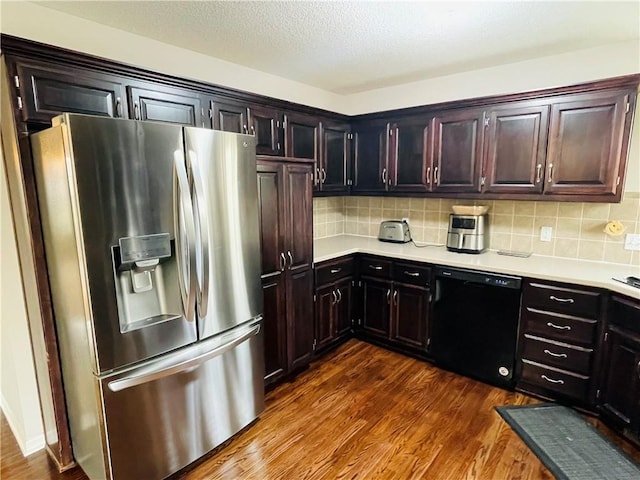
[315,277,353,351]
[391,283,430,350]
[361,277,392,339]
[599,295,640,444]
[261,274,287,386]
[287,268,315,371]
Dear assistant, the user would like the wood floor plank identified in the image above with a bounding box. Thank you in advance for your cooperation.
[2,339,638,480]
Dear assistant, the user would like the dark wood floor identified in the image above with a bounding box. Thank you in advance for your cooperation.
[2,340,639,479]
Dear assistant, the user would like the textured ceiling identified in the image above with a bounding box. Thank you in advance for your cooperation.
[34,1,640,94]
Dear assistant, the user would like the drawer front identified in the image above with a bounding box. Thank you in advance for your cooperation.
[392,262,432,287]
[522,307,597,346]
[316,257,354,285]
[359,256,392,279]
[524,281,601,319]
[522,335,593,375]
[521,360,589,402]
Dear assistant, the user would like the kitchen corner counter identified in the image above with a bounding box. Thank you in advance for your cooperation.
[314,235,640,300]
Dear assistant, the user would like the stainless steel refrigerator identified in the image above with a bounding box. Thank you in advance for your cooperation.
[31,114,265,480]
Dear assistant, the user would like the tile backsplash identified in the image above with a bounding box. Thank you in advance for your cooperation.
[313,194,640,266]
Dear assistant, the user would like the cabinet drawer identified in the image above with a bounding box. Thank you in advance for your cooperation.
[522,307,597,346]
[392,262,431,287]
[521,360,589,402]
[316,257,354,285]
[359,257,392,279]
[522,334,593,375]
[524,281,601,319]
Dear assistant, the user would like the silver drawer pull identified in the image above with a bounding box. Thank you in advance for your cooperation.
[549,295,574,303]
[404,271,420,277]
[546,322,571,331]
[369,265,383,270]
[330,268,342,274]
[541,374,564,385]
[543,349,568,358]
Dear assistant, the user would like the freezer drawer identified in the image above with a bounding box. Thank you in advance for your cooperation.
[99,320,264,480]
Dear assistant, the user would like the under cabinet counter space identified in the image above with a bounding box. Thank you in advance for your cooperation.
[314,235,640,300]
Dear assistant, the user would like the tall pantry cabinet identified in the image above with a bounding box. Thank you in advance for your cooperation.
[257,158,315,386]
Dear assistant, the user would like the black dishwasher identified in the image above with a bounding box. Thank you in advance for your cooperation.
[431,267,522,389]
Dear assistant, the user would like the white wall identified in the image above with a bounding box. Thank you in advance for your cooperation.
[0,143,45,456]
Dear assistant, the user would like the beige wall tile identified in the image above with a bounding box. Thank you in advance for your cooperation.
[532,238,555,256]
[315,224,327,238]
[409,210,424,225]
[535,202,559,217]
[346,196,357,207]
[609,197,640,222]
[357,223,369,236]
[492,214,514,233]
[491,233,512,251]
[346,207,358,220]
[410,226,425,242]
[315,211,327,224]
[512,215,534,235]
[533,216,558,235]
[357,207,370,220]
[424,228,439,243]
[382,198,396,209]
[345,222,357,234]
[369,197,383,208]
[370,208,383,223]
[493,201,515,215]
[578,240,605,261]
[326,223,337,236]
[603,242,633,265]
[396,198,411,211]
[631,251,640,266]
[437,229,448,244]
[580,219,606,241]
[357,197,370,207]
[514,201,536,216]
[424,199,441,211]
[556,218,582,239]
[582,203,611,220]
[554,238,579,259]
[410,198,425,210]
[510,234,533,253]
[557,203,583,219]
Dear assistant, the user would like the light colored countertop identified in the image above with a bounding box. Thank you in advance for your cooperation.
[314,235,640,300]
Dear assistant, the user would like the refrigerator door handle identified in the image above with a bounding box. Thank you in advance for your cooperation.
[187,150,210,318]
[108,322,261,392]
[173,151,198,323]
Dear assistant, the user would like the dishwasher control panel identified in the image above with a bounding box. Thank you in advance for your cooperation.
[437,268,522,290]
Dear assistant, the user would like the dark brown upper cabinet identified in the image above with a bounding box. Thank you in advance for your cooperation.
[128,85,205,127]
[316,120,351,194]
[432,109,485,193]
[209,98,249,133]
[250,105,283,156]
[483,103,550,194]
[15,59,126,123]
[285,112,320,163]
[351,123,389,194]
[544,91,631,196]
[388,117,432,193]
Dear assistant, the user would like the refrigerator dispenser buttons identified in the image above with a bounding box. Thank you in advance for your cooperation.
[119,233,171,263]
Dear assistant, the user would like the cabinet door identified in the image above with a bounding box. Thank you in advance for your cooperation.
[315,283,336,351]
[262,274,287,386]
[257,162,285,276]
[128,85,204,126]
[361,277,391,338]
[210,98,249,133]
[284,164,313,272]
[285,112,319,162]
[334,278,353,339]
[352,123,389,193]
[391,283,429,350]
[319,121,351,194]
[484,104,549,194]
[250,105,283,155]
[545,92,630,195]
[600,327,640,433]
[287,268,315,371]
[432,109,484,192]
[16,60,126,123]
[388,118,432,192]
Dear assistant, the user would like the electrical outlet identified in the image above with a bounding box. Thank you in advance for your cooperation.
[402,217,410,227]
[624,233,640,251]
[540,226,553,242]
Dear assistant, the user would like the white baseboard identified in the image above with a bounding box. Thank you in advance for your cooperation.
[1,394,45,456]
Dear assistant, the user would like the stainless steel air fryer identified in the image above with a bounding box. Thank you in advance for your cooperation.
[446,214,489,253]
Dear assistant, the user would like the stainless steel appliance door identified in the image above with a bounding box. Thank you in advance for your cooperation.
[61,114,198,373]
[184,128,263,339]
[100,320,264,480]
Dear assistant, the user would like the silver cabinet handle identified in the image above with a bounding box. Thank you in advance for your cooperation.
[108,323,261,392]
[548,163,554,183]
[426,167,431,185]
[535,164,542,183]
[393,290,398,305]
[287,250,293,268]
[546,322,571,330]
[369,265,383,270]
[330,268,342,274]
[544,349,568,358]
[331,290,338,305]
[541,374,564,385]
[315,167,321,186]
[386,289,391,304]
[321,168,327,183]
[115,97,123,118]
[279,252,286,272]
[173,152,197,324]
[382,168,387,184]
[404,271,420,277]
[433,166,439,184]
[250,125,256,135]
[637,360,640,380]
[134,100,140,120]
[336,288,342,303]
[550,295,574,303]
